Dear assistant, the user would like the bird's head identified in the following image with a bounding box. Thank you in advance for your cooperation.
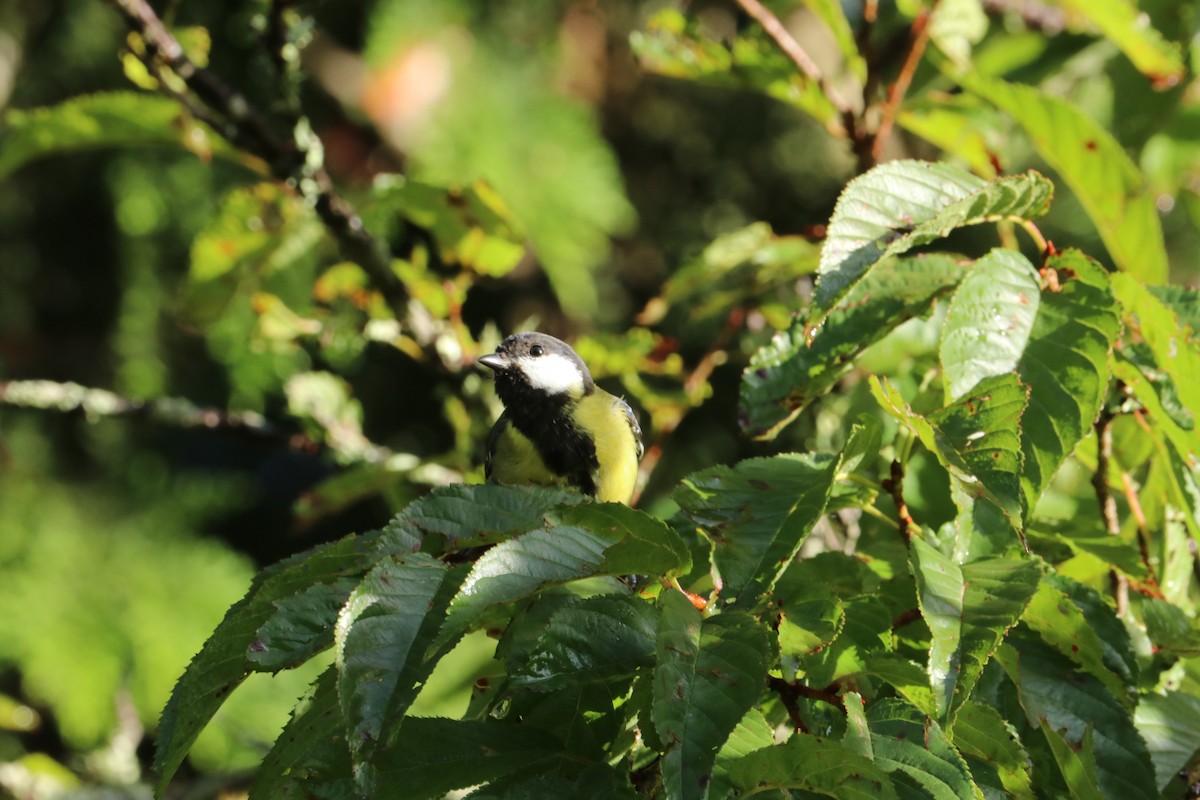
[477,332,594,403]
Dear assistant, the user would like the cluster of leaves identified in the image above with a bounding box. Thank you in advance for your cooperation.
[153,153,1200,797]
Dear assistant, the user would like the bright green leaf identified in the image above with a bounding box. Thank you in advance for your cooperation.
[1041,724,1106,800]
[951,701,1034,799]
[1044,0,1185,83]
[726,734,898,799]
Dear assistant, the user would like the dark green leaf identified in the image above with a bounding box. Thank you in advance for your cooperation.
[726,734,898,799]
[862,656,938,717]
[951,701,1034,799]
[1043,574,1137,685]
[997,632,1157,800]
[674,453,839,607]
[1135,691,1200,790]
[1041,724,1106,800]
[778,586,845,659]
[741,254,964,439]
[248,579,362,672]
[868,699,980,799]
[652,591,775,800]
[549,503,692,577]
[369,718,563,799]
[1015,250,1121,515]
[711,708,777,799]
[802,597,894,688]
[815,162,1051,311]
[511,594,657,689]
[154,533,379,796]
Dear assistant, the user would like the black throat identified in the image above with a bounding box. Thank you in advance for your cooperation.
[496,375,599,496]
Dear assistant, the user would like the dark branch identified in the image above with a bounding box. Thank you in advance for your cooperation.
[883,458,915,542]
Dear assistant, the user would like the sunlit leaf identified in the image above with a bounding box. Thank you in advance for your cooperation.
[711,708,776,799]
[868,699,981,799]
[1044,0,1185,84]
[815,161,1052,311]
[674,453,839,607]
[929,0,989,68]
[726,734,898,798]
[1042,724,1106,800]
[742,253,964,439]
[652,591,775,800]
[961,77,1167,283]
[951,701,1034,799]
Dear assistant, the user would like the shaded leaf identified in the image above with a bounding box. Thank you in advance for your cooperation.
[742,254,964,439]
[711,708,777,799]
[1041,724,1106,800]
[674,453,839,607]
[815,161,1051,311]
[802,597,894,688]
[951,701,1034,799]
[868,699,981,799]
[248,579,362,672]
[1134,691,1200,790]
[652,591,775,800]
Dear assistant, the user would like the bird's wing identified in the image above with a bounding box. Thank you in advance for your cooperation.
[484,411,511,480]
[617,396,645,461]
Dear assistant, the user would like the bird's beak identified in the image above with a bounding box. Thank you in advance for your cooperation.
[477,353,508,372]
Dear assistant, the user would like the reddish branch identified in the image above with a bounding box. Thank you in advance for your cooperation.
[883,459,916,542]
[870,9,932,164]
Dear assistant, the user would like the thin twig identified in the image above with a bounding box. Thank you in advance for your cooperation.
[102,0,434,349]
[768,677,812,734]
[870,9,932,164]
[1120,470,1164,595]
[883,459,915,542]
[732,0,856,137]
[1092,406,1131,614]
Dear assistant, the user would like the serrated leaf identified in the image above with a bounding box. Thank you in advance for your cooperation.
[367,718,563,799]
[154,533,379,797]
[0,92,238,182]
[674,453,839,607]
[814,162,1051,312]
[1135,691,1200,790]
[962,77,1167,283]
[778,586,844,659]
[1021,581,1131,706]
[843,692,873,759]
[997,632,1157,800]
[872,372,1028,524]
[1015,251,1121,514]
[1027,519,1148,579]
[1044,0,1185,83]
[726,734,898,799]
[334,553,466,787]
[1041,724,1106,800]
[802,597,894,688]
[909,537,1040,721]
[652,591,775,800]
[868,699,981,799]
[248,668,354,799]
[511,594,657,690]
[248,579,362,672]
[711,708,777,799]
[862,656,938,717]
[741,254,964,439]
[1043,574,1138,684]
[951,701,1034,799]
[940,249,1041,402]
[1147,285,1200,339]
[464,765,639,800]
[384,483,586,553]
[549,503,693,577]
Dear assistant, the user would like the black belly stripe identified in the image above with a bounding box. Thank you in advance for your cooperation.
[508,396,599,496]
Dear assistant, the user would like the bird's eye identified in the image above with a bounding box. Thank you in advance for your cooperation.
[529,345,544,357]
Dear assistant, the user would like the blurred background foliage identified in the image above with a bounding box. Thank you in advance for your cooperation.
[0,0,1196,796]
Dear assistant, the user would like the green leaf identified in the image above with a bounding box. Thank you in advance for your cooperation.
[440,504,688,645]
[1015,250,1121,514]
[384,483,586,553]
[0,92,239,183]
[814,162,1052,311]
[247,579,362,672]
[248,668,354,799]
[843,692,874,759]
[951,701,1034,799]
[726,735,898,799]
[463,766,638,800]
[1041,724,1106,800]
[909,537,1040,720]
[802,597,894,688]
[872,372,1028,525]
[929,0,989,69]
[862,656,937,717]
[652,591,775,800]
[997,632,1157,800]
[778,586,845,659]
[802,0,868,81]
[961,77,1167,283]
[741,253,964,439]
[674,453,839,607]
[511,594,657,689]
[1021,582,1131,706]
[1044,0,1185,83]
[154,532,379,797]
[368,718,563,799]
[939,249,1041,402]
[711,708,777,799]
[1135,691,1200,790]
[335,553,465,786]
[1147,285,1200,338]
[1043,574,1137,685]
[1027,519,1148,580]
[868,699,981,799]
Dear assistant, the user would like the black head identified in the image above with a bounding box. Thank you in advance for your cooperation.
[477,332,595,404]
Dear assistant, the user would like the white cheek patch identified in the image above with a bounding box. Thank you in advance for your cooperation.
[519,353,585,395]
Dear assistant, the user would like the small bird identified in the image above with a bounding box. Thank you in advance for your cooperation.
[477,332,644,504]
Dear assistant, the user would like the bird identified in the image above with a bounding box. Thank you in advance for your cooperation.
[477,332,644,504]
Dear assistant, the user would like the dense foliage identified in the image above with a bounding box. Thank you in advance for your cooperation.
[1,0,1198,798]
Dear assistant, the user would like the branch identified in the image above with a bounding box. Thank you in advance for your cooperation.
[732,0,857,138]
[1092,405,1130,614]
[882,458,915,542]
[102,0,440,351]
[870,9,932,164]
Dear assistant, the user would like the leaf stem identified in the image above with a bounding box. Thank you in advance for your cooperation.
[1018,219,1049,254]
